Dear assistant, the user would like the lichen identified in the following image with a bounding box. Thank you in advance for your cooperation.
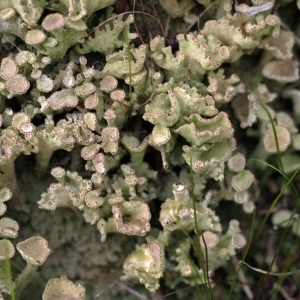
[0,0,299,298]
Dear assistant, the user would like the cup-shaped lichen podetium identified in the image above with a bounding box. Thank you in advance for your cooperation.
[0,217,19,238]
[0,239,15,260]
[15,236,51,297]
[0,188,12,216]
[263,125,291,153]
[112,201,151,236]
[42,275,85,300]
[122,240,164,291]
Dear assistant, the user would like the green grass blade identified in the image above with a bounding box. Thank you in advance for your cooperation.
[228,209,256,299]
[189,154,215,300]
[250,158,299,200]
[251,164,300,241]
[3,252,15,300]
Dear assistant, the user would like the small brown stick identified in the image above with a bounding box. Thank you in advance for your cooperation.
[88,11,164,37]
[109,81,156,128]
[231,257,254,299]
[184,0,219,34]
[164,15,171,38]
[2,34,22,52]
[151,4,165,37]
[94,280,148,299]
[141,88,156,107]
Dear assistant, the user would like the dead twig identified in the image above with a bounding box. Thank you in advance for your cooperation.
[184,0,219,35]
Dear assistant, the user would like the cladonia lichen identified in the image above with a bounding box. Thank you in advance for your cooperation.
[0,0,299,298]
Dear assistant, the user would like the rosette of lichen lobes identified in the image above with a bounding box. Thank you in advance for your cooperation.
[149,33,232,81]
[143,82,234,178]
[143,82,220,127]
[42,275,85,300]
[174,112,234,147]
[176,33,231,73]
[200,14,281,61]
[201,17,259,53]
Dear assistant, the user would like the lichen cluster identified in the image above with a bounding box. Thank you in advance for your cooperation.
[0,0,299,298]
